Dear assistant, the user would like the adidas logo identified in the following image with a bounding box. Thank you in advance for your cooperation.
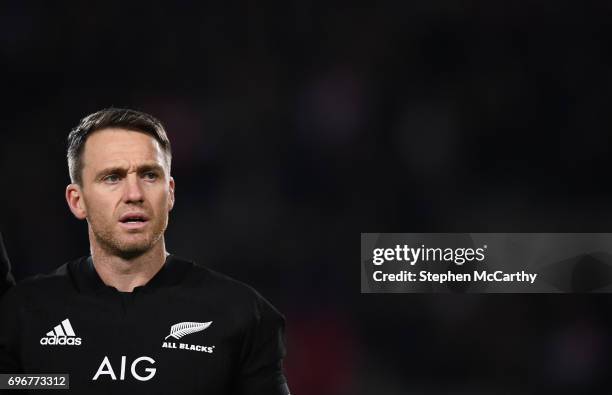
[40,318,82,346]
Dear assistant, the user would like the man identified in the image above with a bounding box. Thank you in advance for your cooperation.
[0,108,291,394]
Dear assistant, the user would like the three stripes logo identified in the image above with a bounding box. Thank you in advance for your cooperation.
[40,318,82,346]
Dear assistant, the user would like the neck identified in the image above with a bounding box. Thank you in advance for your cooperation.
[89,237,168,292]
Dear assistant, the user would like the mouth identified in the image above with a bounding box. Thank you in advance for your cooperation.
[118,213,150,230]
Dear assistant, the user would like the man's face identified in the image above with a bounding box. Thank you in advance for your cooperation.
[67,128,175,258]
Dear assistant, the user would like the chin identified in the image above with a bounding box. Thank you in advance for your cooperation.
[117,249,149,260]
[115,243,153,259]
[94,227,164,259]
[107,236,155,259]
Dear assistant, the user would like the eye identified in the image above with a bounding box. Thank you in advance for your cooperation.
[143,171,159,181]
[103,174,120,184]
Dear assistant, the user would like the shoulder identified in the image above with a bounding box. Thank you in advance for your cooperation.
[171,255,285,322]
[0,259,78,307]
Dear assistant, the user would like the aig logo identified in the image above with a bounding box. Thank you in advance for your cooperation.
[92,356,156,381]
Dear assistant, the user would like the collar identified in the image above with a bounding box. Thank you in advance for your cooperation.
[70,254,193,294]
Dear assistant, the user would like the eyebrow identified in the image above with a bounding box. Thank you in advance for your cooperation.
[95,163,165,180]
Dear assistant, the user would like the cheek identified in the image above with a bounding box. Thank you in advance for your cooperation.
[156,198,171,218]
[152,189,172,212]
[83,195,115,223]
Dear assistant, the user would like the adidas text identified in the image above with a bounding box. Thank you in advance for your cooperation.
[40,337,81,345]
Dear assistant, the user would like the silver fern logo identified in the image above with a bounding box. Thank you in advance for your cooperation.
[165,321,212,340]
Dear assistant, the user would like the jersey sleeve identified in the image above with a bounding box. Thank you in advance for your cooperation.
[237,294,291,395]
[0,288,22,374]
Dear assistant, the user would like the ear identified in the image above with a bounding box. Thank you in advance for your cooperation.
[168,176,175,211]
[66,183,87,220]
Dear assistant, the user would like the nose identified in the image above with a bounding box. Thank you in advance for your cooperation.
[122,174,145,203]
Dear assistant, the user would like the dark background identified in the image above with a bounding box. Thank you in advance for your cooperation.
[2,1,612,393]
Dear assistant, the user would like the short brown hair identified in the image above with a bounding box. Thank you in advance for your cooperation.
[67,108,172,185]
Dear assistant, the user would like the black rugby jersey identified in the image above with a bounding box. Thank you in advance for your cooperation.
[0,255,290,395]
